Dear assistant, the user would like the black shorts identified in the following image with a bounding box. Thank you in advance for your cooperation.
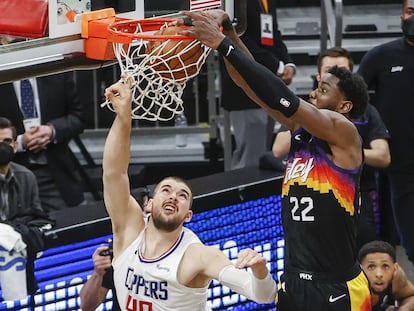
[276,265,371,311]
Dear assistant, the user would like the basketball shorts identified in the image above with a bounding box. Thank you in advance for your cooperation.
[276,263,372,311]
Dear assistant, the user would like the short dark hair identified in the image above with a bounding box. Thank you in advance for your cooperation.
[317,47,354,73]
[358,240,396,263]
[0,117,17,140]
[328,66,369,119]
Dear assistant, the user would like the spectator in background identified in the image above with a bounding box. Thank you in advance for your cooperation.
[0,72,86,212]
[220,0,295,169]
[79,187,150,311]
[270,47,391,249]
[359,240,414,310]
[357,0,414,263]
[80,241,118,311]
[0,117,54,301]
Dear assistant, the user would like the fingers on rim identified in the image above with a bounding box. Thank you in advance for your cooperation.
[182,16,193,26]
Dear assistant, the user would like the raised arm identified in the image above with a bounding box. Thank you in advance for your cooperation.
[179,10,361,168]
[102,79,145,258]
[178,11,294,127]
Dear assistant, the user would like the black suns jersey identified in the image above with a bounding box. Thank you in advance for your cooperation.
[282,128,362,273]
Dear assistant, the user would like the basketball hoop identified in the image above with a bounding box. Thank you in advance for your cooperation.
[102,18,211,121]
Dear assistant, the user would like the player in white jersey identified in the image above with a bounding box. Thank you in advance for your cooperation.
[103,78,277,311]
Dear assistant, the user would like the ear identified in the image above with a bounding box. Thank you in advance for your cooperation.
[316,73,321,83]
[12,141,18,153]
[184,210,193,223]
[394,262,400,277]
[338,100,353,114]
[145,198,153,211]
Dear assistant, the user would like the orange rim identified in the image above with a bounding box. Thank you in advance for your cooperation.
[108,18,196,44]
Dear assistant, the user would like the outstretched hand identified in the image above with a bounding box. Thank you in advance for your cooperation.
[104,76,133,118]
[235,248,269,279]
[203,9,233,30]
[177,10,226,49]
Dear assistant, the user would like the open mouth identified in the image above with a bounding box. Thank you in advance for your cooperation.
[162,203,176,213]
[372,281,386,292]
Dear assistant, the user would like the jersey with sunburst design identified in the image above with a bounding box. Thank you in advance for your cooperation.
[281,128,362,273]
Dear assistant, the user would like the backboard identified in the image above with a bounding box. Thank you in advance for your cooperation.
[49,0,225,37]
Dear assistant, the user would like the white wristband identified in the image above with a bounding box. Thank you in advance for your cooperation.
[218,265,277,304]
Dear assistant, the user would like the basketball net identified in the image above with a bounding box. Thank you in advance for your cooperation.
[101,21,211,121]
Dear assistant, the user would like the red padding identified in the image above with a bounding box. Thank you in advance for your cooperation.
[0,0,48,39]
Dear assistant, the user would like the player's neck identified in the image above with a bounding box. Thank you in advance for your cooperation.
[371,293,380,307]
[143,225,182,259]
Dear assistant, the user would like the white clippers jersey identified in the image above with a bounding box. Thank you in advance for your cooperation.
[113,227,211,311]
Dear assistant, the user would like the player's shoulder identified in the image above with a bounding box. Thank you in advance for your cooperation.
[185,241,209,253]
[366,38,402,57]
[181,243,211,271]
[185,243,222,259]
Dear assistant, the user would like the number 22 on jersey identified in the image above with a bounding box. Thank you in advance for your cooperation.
[290,196,315,222]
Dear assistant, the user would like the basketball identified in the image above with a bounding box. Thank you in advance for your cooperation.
[145,26,204,80]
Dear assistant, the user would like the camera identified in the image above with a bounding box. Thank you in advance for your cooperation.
[99,239,113,259]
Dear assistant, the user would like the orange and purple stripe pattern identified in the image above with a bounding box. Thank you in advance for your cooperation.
[282,150,357,215]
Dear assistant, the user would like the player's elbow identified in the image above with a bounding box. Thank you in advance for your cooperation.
[253,276,278,304]
[272,145,289,158]
[376,151,391,168]
[382,152,391,168]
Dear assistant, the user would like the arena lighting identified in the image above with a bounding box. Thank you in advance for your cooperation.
[0,194,284,310]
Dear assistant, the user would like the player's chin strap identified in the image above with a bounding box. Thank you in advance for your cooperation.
[218,265,277,304]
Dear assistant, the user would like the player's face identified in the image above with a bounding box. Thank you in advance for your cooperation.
[0,128,17,151]
[360,253,396,295]
[402,0,414,20]
[402,0,414,44]
[318,56,351,82]
[150,178,193,232]
[310,56,351,105]
[309,74,345,111]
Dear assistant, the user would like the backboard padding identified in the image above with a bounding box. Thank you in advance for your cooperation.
[0,0,48,39]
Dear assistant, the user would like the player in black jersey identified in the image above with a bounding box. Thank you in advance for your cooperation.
[272,47,391,250]
[359,240,414,310]
[358,0,414,264]
[179,10,372,310]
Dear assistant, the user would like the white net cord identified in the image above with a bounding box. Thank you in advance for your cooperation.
[101,29,211,121]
